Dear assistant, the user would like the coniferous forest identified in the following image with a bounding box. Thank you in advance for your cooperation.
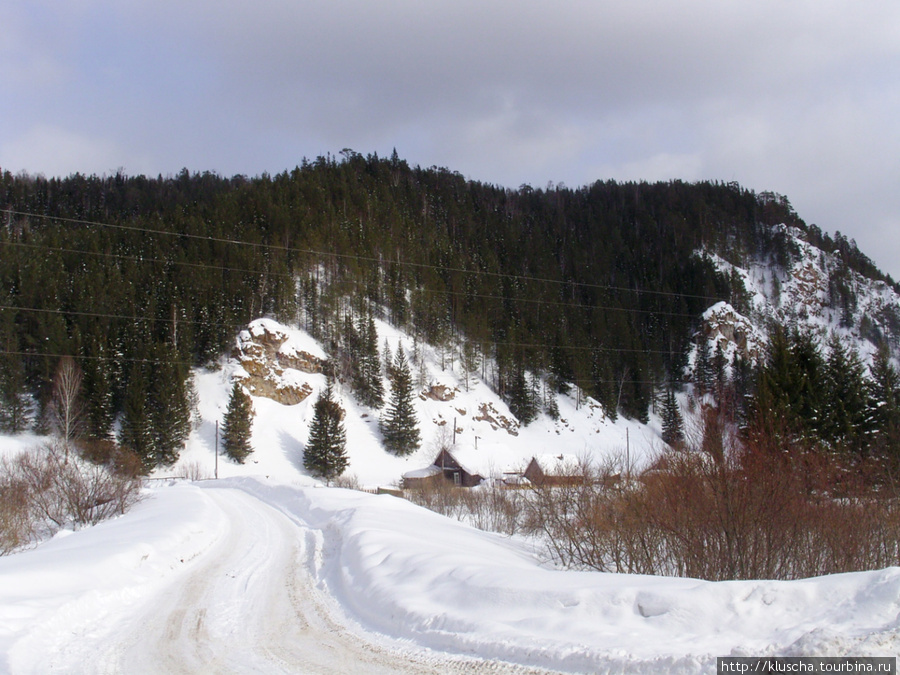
[1,150,898,470]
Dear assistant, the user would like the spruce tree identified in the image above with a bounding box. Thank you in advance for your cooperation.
[0,351,29,433]
[352,313,384,408]
[147,343,191,466]
[222,381,254,464]
[822,334,870,452]
[661,385,685,446]
[303,379,348,481]
[868,344,900,459]
[82,341,115,441]
[380,346,420,456]
[119,362,154,470]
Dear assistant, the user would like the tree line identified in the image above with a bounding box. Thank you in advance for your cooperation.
[1,152,897,470]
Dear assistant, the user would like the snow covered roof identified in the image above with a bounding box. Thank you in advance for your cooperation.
[402,465,442,480]
[531,453,582,475]
[437,444,522,478]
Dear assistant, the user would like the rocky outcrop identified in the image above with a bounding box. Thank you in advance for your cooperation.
[700,302,763,363]
[233,321,324,405]
[474,402,519,436]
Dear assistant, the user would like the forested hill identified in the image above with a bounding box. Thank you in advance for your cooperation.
[0,152,897,467]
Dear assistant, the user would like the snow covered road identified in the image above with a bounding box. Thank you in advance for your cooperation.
[1,483,555,674]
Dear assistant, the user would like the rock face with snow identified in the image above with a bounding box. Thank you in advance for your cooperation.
[698,225,900,369]
[232,319,327,405]
[700,301,763,363]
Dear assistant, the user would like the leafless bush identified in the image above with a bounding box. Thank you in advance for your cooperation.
[522,409,900,580]
[176,460,211,482]
[0,466,35,554]
[406,410,900,580]
[333,473,362,490]
[405,478,528,535]
[0,442,143,554]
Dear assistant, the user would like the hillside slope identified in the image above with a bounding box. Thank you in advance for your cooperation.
[175,317,653,488]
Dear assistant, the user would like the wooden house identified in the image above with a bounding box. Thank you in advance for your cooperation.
[523,453,583,487]
[402,449,485,489]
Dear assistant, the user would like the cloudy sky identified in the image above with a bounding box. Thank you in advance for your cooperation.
[3,1,900,278]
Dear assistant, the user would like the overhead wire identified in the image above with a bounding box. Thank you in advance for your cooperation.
[0,208,729,304]
[0,206,721,382]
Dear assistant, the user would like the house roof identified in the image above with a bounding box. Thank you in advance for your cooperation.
[435,444,522,479]
[402,465,442,480]
[531,453,582,476]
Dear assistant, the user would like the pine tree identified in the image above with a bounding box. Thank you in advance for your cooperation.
[147,343,191,466]
[380,346,420,456]
[303,379,348,481]
[868,343,900,459]
[352,313,384,408]
[0,351,29,433]
[506,363,538,425]
[694,341,713,395]
[82,341,115,440]
[222,381,254,464]
[822,334,870,453]
[661,385,685,446]
[119,362,153,470]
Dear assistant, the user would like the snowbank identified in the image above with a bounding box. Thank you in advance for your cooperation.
[229,478,900,672]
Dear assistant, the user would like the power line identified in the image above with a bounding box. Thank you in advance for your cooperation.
[0,230,712,321]
[0,303,685,356]
[0,349,667,387]
[0,206,712,361]
[1,208,729,304]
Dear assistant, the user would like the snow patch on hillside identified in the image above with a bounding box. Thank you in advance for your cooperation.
[172,317,655,488]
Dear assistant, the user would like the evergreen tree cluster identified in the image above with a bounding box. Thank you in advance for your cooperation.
[0,154,896,463]
[751,328,900,459]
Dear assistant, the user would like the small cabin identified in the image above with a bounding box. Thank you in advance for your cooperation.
[523,453,583,487]
[402,449,484,489]
[433,449,484,487]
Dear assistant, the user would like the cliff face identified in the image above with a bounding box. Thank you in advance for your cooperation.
[697,225,900,373]
[232,319,326,405]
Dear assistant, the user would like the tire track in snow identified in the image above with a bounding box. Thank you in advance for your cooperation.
[43,487,561,674]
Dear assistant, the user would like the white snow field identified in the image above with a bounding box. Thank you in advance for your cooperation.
[2,476,899,674]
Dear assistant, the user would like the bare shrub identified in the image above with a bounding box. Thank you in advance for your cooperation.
[558,409,900,580]
[0,442,143,551]
[405,477,528,535]
[333,473,362,491]
[177,460,210,482]
[405,411,900,580]
[406,476,465,519]
[0,465,35,554]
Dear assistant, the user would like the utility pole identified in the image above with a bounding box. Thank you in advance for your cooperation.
[215,420,219,480]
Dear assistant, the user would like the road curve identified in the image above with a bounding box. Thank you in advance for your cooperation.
[34,487,558,675]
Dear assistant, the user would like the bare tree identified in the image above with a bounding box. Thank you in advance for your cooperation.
[48,356,86,461]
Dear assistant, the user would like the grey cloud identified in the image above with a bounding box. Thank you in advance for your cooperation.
[3,0,900,276]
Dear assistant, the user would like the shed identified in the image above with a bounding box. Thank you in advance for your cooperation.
[400,464,443,490]
[403,449,485,489]
[523,453,583,486]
